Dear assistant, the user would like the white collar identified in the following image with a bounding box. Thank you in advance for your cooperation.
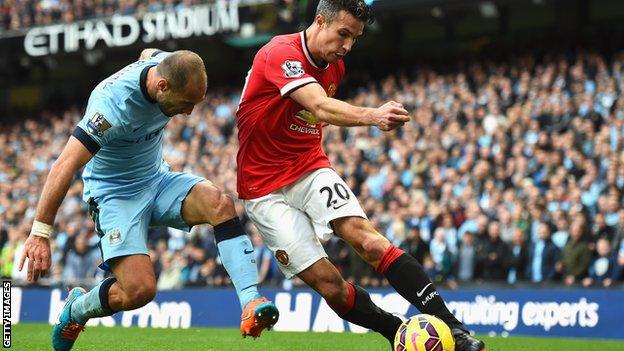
[300,31,328,70]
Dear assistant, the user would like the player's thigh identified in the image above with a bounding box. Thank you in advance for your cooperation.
[244,193,327,279]
[286,168,367,240]
[88,194,152,271]
[150,172,207,229]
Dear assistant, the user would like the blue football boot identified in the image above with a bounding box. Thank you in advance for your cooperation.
[52,287,87,351]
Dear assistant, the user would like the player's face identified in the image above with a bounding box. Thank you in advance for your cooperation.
[318,11,364,63]
[157,77,206,117]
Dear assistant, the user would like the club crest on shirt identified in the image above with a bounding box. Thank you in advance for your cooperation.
[275,250,290,266]
[87,112,111,137]
[108,229,122,245]
[282,60,305,78]
[327,83,337,97]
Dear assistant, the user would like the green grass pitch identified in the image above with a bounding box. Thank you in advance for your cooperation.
[10,323,623,350]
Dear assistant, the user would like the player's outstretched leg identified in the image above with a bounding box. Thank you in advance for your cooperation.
[334,217,486,351]
[52,287,87,351]
[181,181,279,337]
[378,246,486,351]
[213,217,279,337]
[52,275,128,351]
[52,256,158,350]
[298,258,402,347]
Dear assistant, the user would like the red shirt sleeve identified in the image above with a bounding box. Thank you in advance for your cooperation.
[264,44,318,96]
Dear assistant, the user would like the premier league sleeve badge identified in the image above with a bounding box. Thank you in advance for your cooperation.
[87,112,112,137]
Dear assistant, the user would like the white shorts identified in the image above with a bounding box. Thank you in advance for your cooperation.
[243,168,367,279]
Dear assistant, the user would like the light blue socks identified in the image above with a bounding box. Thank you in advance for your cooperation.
[217,234,261,309]
[71,277,117,324]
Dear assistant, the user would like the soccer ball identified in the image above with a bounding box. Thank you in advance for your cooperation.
[394,314,455,351]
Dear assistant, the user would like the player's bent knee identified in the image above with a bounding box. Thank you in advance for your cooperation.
[313,274,347,305]
[319,280,347,305]
[215,193,236,218]
[127,284,156,309]
[205,188,236,224]
[119,276,157,309]
[359,234,390,265]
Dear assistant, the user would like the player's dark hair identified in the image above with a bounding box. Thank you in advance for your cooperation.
[157,50,206,92]
[316,0,374,25]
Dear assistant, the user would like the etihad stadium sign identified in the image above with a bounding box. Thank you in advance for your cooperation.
[24,0,239,57]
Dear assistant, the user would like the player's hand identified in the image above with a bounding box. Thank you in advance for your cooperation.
[372,101,410,131]
[18,235,52,282]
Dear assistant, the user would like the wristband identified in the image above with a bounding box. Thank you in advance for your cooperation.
[31,220,53,239]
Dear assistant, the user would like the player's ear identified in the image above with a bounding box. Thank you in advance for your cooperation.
[316,14,325,28]
[157,78,169,92]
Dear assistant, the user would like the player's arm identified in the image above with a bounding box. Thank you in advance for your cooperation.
[19,136,94,282]
[289,83,410,131]
[35,136,93,225]
[139,48,164,60]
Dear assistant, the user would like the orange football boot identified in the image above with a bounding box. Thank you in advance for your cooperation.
[240,297,279,338]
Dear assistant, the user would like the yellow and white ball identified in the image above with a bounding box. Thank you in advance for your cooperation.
[394,314,455,351]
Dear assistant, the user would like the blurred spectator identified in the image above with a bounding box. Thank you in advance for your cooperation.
[551,216,570,249]
[62,233,100,284]
[1,227,24,278]
[438,214,459,257]
[527,224,560,283]
[498,208,515,244]
[507,228,529,284]
[250,227,280,286]
[182,244,216,287]
[275,0,298,33]
[456,231,476,282]
[615,241,624,282]
[558,221,592,286]
[478,221,510,281]
[399,227,428,264]
[157,252,184,290]
[582,238,619,288]
[592,213,615,242]
[610,209,624,250]
[9,228,28,281]
[429,228,454,281]
[325,236,350,276]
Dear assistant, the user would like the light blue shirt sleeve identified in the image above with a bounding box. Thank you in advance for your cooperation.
[76,101,128,149]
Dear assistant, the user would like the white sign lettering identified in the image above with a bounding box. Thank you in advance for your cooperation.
[24,0,239,56]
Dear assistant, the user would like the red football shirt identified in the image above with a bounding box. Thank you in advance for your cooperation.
[236,31,345,199]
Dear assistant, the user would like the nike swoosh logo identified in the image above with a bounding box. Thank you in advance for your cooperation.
[244,248,254,254]
[416,283,432,297]
[332,203,348,210]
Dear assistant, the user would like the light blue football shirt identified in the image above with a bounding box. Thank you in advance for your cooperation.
[73,51,173,199]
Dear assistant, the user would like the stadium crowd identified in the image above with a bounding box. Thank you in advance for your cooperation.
[2,50,624,291]
[1,0,190,31]
[0,0,307,32]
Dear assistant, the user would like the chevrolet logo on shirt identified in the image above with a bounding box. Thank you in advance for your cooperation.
[289,124,320,135]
